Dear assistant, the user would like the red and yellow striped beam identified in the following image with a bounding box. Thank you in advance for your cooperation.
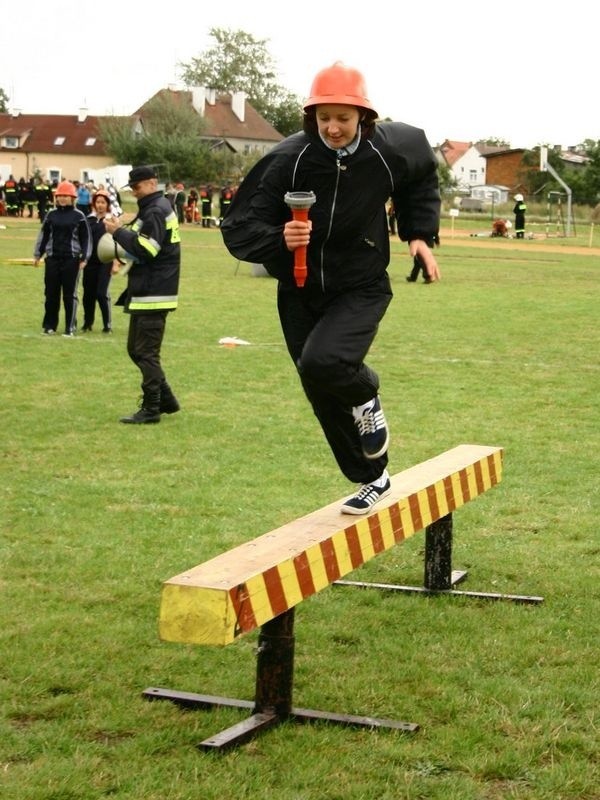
[159,444,503,646]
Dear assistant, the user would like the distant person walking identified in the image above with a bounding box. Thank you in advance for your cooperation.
[513,193,526,239]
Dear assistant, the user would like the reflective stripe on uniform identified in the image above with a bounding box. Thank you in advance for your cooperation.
[129,295,178,311]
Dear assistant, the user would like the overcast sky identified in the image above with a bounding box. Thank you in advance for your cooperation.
[2,1,596,150]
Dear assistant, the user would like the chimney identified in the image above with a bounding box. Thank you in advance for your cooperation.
[231,91,246,122]
[11,108,21,118]
[206,88,216,106]
[78,107,88,123]
[191,87,206,116]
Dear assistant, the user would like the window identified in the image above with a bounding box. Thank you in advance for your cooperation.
[3,136,19,148]
[469,170,478,182]
[85,137,96,146]
[54,136,65,146]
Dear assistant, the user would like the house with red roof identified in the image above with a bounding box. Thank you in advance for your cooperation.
[0,88,284,186]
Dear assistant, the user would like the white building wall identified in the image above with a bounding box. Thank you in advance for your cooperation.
[451,145,487,191]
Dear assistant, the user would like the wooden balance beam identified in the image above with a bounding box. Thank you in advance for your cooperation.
[144,443,542,749]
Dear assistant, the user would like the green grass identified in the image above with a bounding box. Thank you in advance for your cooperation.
[1,218,599,800]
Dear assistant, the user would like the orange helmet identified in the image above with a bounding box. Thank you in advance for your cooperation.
[92,189,111,208]
[303,62,377,115]
[55,180,77,198]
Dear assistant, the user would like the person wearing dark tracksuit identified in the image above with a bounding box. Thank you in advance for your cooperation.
[33,180,91,336]
[221,62,441,515]
[83,190,119,333]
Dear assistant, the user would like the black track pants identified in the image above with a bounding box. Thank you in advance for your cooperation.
[277,275,392,484]
[43,256,81,333]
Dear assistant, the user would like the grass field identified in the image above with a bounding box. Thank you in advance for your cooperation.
[1,216,599,800]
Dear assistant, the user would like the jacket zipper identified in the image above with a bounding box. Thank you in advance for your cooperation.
[318,155,344,292]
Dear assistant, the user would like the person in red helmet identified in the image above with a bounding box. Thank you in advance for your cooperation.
[222,62,440,514]
[33,180,91,336]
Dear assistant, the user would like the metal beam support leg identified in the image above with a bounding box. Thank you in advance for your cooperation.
[143,606,418,751]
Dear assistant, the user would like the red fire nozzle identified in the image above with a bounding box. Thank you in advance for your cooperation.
[284,191,316,287]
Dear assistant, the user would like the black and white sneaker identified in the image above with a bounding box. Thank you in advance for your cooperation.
[42,329,55,335]
[353,396,389,459]
[340,479,391,515]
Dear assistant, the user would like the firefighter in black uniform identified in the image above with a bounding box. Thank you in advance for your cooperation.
[22,178,37,217]
[221,62,440,515]
[3,175,19,216]
[35,177,52,222]
[104,166,181,424]
[219,183,234,224]
[199,184,212,227]
[513,193,526,239]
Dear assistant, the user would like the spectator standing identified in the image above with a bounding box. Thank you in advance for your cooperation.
[82,190,120,333]
[104,166,181,424]
[221,62,440,514]
[3,175,19,216]
[199,184,212,227]
[33,180,91,336]
[174,183,186,224]
[513,193,526,239]
[16,178,27,216]
[186,186,199,223]
[219,183,235,224]
[76,181,92,215]
[22,178,37,218]
[35,177,52,222]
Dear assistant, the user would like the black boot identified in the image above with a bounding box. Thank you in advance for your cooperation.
[120,393,161,424]
[159,381,180,414]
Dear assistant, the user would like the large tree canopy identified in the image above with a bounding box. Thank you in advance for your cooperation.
[178,28,303,137]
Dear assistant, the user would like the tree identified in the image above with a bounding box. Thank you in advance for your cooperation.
[477,137,511,148]
[178,28,303,137]
[437,161,457,195]
[98,93,212,183]
[568,139,600,205]
[0,87,9,113]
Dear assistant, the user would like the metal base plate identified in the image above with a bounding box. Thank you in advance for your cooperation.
[143,687,419,750]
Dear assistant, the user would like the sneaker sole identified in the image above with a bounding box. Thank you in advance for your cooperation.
[340,487,391,515]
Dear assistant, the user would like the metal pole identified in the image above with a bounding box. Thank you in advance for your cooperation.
[424,513,453,591]
[254,608,296,717]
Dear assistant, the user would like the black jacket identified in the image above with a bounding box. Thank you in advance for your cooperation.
[34,205,91,261]
[113,191,180,314]
[221,122,440,293]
